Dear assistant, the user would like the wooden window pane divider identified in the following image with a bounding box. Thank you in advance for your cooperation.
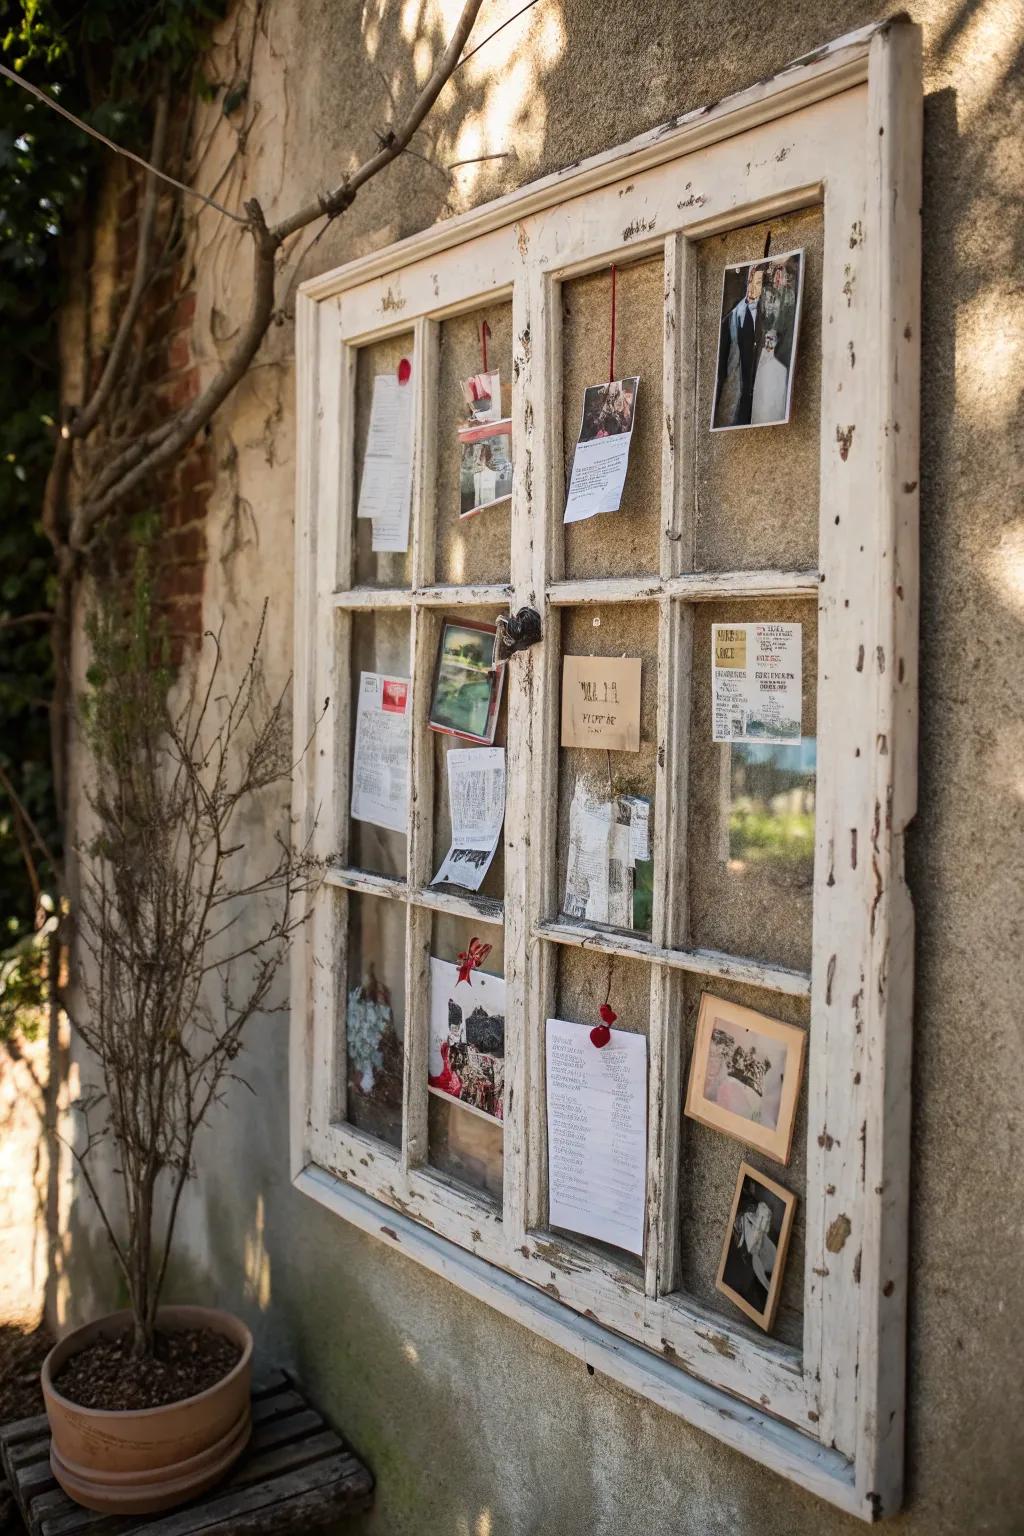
[535,920,812,999]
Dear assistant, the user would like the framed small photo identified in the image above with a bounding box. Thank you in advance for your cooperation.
[458,418,513,517]
[711,249,804,431]
[428,619,506,744]
[716,1162,797,1332]
[684,992,806,1164]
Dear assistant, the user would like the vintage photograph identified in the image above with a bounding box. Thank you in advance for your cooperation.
[428,620,505,743]
[684,991,806,1163]
[579,376,638,441]
[428,957,507,1123]
[711,249,804,431]
[716,1162,797,1331]
[458,418,513,517]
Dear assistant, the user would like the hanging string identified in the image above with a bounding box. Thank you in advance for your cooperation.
[608,264,617,383]
[480,319,491,375]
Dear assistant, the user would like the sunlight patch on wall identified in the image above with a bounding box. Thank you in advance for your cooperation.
[243,1192,272,1309]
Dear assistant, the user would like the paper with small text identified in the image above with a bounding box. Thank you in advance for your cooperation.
[350,671,410,833]
[432,747,506,891]
[546,1017,647,1255]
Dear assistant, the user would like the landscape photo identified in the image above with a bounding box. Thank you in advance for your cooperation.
[429,620,503,742]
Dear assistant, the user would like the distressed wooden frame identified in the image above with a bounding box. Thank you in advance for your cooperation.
[291,20,920,1521]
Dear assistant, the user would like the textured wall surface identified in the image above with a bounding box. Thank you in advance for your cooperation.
[60,0,1024,1532]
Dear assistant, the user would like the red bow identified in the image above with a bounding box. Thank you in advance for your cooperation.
[456,938,492,985]
[591,1003,617,1048]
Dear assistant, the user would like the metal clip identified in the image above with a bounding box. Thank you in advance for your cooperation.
[495,606,543,660]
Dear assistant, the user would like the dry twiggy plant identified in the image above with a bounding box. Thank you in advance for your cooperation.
[69,568,320,1357]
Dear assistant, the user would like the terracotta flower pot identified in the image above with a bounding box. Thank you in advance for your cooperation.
[41,1305,252,1516]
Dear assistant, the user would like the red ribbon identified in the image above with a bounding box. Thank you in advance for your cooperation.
[608,264,617,383]
[456,937,492,985]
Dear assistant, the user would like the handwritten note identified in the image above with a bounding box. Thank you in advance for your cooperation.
[546,1017,647,1255]
[356,371,414,553]
[561,655,641,753]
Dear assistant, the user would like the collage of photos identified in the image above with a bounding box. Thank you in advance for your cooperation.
[347,255,811,1302]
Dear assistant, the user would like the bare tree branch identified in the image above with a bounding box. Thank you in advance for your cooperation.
[270,0,485,240]
[0,62,248,224]
[71,91,170,440]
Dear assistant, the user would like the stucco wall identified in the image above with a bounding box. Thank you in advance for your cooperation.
[60,0,1023,1531]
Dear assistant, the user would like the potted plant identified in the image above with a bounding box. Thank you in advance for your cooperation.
[43,573,318,1515]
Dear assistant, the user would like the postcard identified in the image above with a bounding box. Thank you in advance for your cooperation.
[563,376,639,524]
[428,956,507,1122]
[428,619,505,744]
[458,418,513,518]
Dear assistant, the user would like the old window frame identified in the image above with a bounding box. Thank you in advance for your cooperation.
[291,20,920,1521]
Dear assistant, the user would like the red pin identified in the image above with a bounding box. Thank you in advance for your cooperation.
[590,1003,616,1048]
[397,357,412,384]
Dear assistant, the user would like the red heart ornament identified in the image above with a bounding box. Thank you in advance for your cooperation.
[590,1024,611,1048]
[598,1004,617,1026]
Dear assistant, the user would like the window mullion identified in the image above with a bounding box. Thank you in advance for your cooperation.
[313,317,352,1133]
[505,262,560,1242]
[401,317,438,1174]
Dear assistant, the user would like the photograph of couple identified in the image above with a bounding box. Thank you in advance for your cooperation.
[712,249,804,431]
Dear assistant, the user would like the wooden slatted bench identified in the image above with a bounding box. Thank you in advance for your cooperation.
[0,1371,373,1536]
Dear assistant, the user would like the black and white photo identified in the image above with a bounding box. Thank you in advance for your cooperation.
[712,250,804,430]
[716,1162,796,1331]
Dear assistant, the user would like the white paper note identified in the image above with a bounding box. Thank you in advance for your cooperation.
[563,784,611,921]
[624,797,650,864]
[350,672,410,832]
[563,376,640,524]
[356,372,414,553]
[546,1017,648,1255]
[432,747,506,891]
[712,622,802,744]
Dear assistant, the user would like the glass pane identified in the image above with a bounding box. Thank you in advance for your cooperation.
[561,256,663,581]
[556,602,658,935]
[353,331,415,589]
[435,300,513,586]
[548,944,649,1271]
[428,606,508,906]
[347,609,409,879]
[676,974,808,1348]
[427,915,505,1201]
[686,598,817,973]
[343,892,405,1149]
[693,205,824,572]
